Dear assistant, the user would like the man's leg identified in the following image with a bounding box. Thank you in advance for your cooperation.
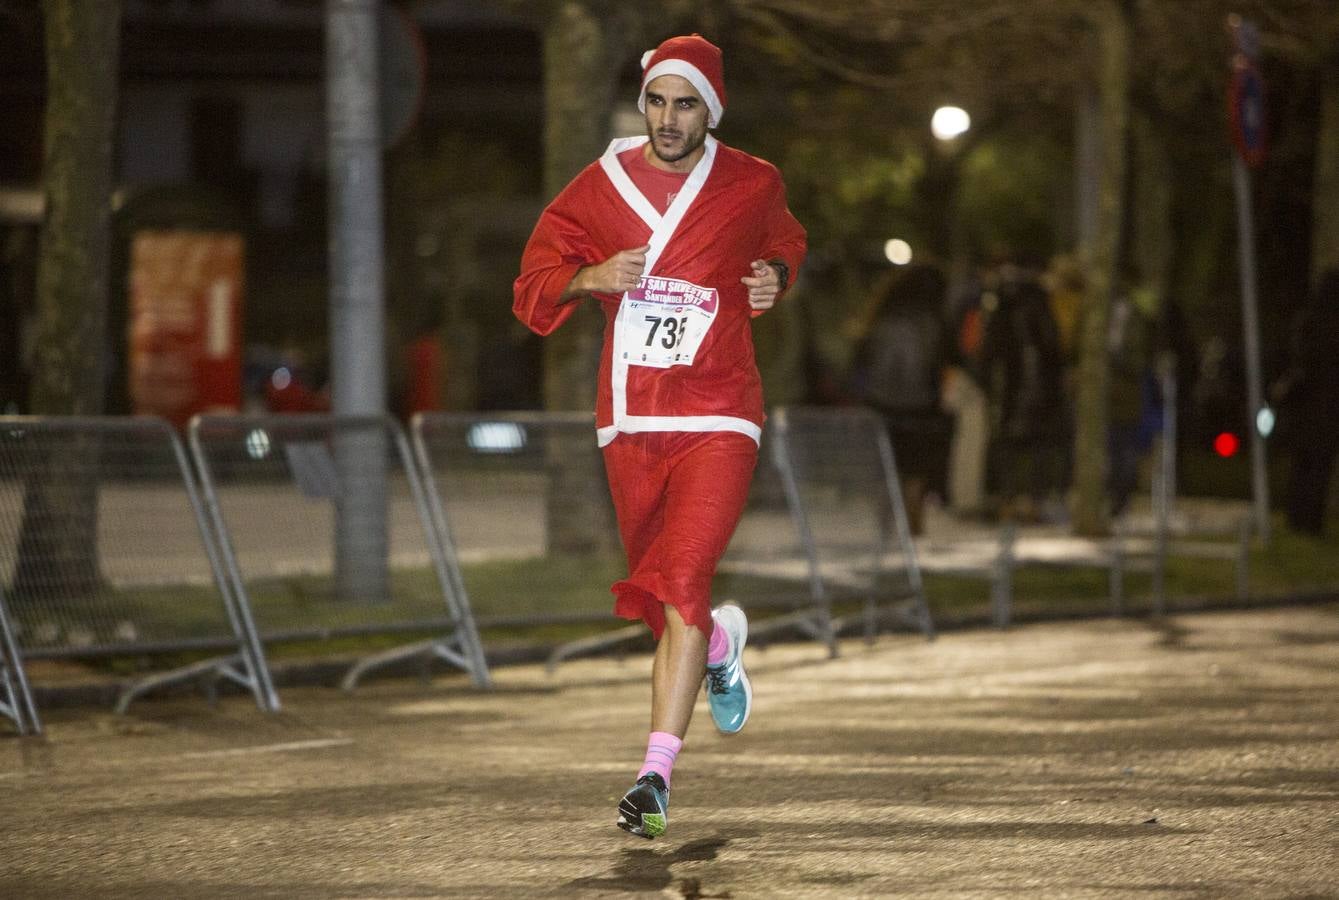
[613,432,756,838]
[651,604,708,737]
[614,606,705,839]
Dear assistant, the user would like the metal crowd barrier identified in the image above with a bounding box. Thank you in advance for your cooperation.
[1109,367,1251,618]
[411,411,916,669]
[188,414,490,693]
[0,405,1254,718]
[710,415,843,654]
[1,583,40,733]
[868,368,1249,629]
[0,416,276,715]
[410,411,632,667]
[753,406,936,649]
[982,375,1252,628]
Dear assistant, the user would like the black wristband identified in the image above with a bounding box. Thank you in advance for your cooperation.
[767,258,790,292]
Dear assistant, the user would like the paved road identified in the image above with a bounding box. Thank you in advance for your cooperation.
[3,604,1337,898]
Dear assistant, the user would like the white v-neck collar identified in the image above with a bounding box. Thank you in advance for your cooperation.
[598,134,718,276]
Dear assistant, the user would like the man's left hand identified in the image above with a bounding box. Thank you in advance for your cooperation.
[741,259,781,311]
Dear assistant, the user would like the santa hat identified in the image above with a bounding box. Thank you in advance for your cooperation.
[637,34,726,128]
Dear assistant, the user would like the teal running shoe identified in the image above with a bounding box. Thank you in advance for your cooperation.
[617,773,669,839]
[705,604,752,734]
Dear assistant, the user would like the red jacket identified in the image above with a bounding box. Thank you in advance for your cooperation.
[514,135,806,446]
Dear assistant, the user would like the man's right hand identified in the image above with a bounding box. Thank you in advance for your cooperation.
[563,244,650,300]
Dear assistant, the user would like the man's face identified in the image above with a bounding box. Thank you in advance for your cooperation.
[643,74,709,171]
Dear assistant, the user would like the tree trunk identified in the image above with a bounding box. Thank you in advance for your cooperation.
[1071,0,1130,536]
[1129,113,1173,298]
[29,0,121,415]
[14,1,124,608]
[540,1,630,413]
[1313,64,1339,283]
[536,2,643,556]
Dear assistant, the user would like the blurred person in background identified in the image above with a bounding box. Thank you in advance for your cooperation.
[943,260,996,519]
[1275,268,1339,535]
[976,261,1066,522]
[1041,254,1085,520]
[848,263,955,533]
[400,308,445,418]
[1106,281,1161,519]
[262,345,329,413]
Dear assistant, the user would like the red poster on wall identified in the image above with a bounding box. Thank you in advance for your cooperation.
[128,231,244,428]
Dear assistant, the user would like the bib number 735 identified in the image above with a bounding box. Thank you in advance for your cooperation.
[644,315,688,350]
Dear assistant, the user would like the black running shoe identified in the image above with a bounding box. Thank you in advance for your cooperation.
[616,773,669,839]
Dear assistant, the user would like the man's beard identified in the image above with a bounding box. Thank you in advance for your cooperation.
[648,126,705,164]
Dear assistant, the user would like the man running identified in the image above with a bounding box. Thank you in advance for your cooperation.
[514,33,806,839]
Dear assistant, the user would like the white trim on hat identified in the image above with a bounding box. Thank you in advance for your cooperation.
[637,59,724,128]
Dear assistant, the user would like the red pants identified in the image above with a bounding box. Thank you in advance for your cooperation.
[603,431,757,639]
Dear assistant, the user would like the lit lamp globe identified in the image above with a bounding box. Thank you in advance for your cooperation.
[931,106,971,142]
[884,239,913,266]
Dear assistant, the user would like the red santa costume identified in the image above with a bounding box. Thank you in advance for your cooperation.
[514,36,806,639]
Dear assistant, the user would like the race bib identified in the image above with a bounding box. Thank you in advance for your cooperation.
[618,276,719,369]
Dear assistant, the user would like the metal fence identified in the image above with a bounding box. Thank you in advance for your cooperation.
[713,416,842,651]
[411,409,939,662]
[762,407,936,645]
[0,408,1263,718]
[188,414,490,692]
[980,403,1253,628]
[410,412,626,647]
[0,416,275,714]
[410,411,902,668]
[1109,376,1252,617]
[0,585,40,733]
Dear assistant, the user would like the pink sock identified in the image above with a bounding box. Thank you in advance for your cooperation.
[706,621,730,665]
[638,731,683,788]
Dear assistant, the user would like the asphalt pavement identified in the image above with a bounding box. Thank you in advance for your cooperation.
[3,603,1337,898]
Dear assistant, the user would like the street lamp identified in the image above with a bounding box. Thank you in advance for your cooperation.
[931,105,971,142]
[927,105,971,289]
[884,238,913,265]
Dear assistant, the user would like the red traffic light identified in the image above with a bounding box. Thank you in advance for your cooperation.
[1213,432,1241,458]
